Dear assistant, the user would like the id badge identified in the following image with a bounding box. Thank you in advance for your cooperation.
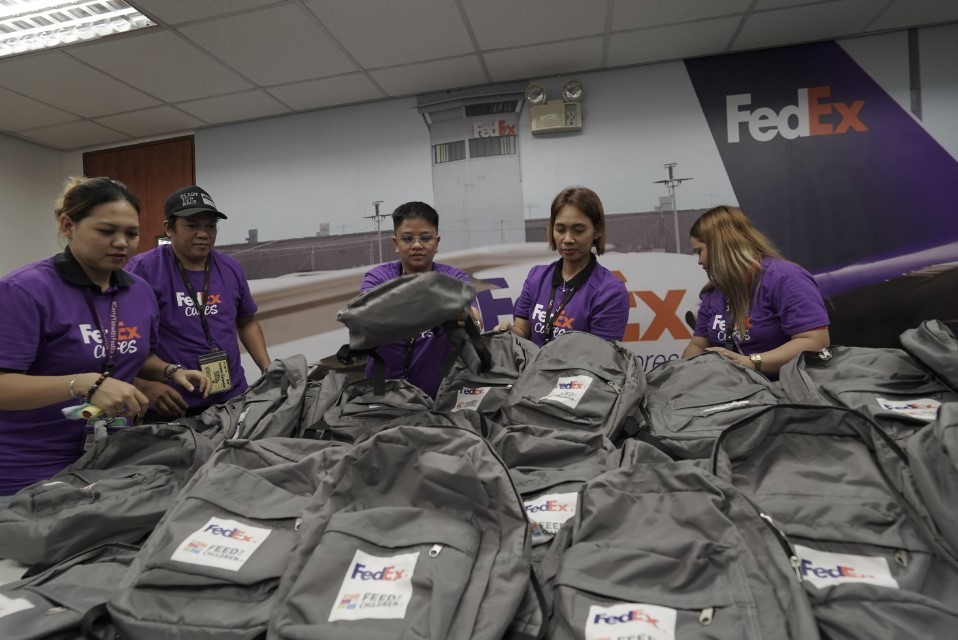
[83,417,128,451]
[199,350,232,394]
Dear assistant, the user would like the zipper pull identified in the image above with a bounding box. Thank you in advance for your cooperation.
[790,554,803,582]
[294,517,303,532]
[895,549,909,567]
[699,607,714,625]
[429,544,443,558]
[607,380,622,393]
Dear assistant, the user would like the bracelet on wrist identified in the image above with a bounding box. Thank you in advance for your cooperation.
[85,372,110,402]
[164,364,186,384]
[69,375,83,399]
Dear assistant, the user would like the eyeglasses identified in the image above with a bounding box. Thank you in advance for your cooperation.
[397,233,437,246]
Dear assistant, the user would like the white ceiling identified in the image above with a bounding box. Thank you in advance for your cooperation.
[1,0,956,150]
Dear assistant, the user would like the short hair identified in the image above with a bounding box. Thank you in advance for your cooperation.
[548,186,606,255]
[392,201,438,230]
[54,176,140,225]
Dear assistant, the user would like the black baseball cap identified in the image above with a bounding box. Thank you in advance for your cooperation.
[164,186,228,220]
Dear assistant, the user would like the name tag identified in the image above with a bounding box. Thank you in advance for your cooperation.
[199,350,232,394]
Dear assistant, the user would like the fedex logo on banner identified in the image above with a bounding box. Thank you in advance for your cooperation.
[473,119,516,138]
[727,86,867,143]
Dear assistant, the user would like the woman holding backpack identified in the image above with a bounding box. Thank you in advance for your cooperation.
[681,205,829,377]
[0,177,209,506]
[496,186,629,347]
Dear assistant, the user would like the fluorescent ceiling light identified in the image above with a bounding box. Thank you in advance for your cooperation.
[0,0,154,58]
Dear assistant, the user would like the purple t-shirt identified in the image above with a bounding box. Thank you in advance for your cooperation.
[0,252,159,495]
[127,245,258,410]
[513,256,630,348]
[360,261,472,398]
[693,257,829,356]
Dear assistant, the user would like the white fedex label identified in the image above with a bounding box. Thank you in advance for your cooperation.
[795,545,899,589]
[876,397,941,421]
[170,517,271,572]
[526,492,577,545]
[540,375,592,409]
[585,602,677,640]
[0,594,35,620]
[328,549,419,621]
[453,386,492,412]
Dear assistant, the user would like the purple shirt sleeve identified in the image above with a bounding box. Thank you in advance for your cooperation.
[0,278,41,371]
[587,271,630,341]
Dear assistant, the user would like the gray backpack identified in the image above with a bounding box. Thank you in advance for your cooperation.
[108,438,346,640]
[0,423,213,566]
[900,319,958,392]
[779,345,958,441]
[499,331,646,443]
[906,402,958,560]
[0,543,137,640]
[296,369,350,438]
[642,351,783,459]
[710,403,958,639]
[312,377,435,443]
[538,459,820,639]
[435,330,538,416]
[267,424,532,640]
[190,355,310,441]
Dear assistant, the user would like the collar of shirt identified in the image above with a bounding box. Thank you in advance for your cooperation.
[53,246,134,291]
[550,252,598,289]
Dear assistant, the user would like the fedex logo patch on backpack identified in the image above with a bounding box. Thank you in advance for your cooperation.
[794,545,899,589]
[525,492,577,545]
[876,397,941,421]
[328,549,419,622]
[453,386,492,412]
[170,517,271,572]
[584,602,677,640]
[540,375,593,409]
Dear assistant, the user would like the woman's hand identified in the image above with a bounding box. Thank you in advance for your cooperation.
[172,368,211,398]
[88,377,150,419]
[704,346,752,369]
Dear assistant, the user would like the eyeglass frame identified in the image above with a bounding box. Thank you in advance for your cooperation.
[395,233,439,246]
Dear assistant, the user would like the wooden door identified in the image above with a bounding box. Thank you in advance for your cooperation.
[83,136,194,256]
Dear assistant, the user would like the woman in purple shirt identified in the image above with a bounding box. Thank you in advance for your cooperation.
[0,177,209,501]
[681,205,830,377]
[497,186,629,346]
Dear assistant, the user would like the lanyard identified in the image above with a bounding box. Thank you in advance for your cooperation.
[542,283,577,344]
[175,256,218,352]
[82,289,118,374]
[724,299,741,353]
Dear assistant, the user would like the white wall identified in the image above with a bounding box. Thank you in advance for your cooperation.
[195,99,434,246]
[0,133,65,276]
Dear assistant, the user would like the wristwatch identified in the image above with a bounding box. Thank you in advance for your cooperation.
[749,353,764,372]
[164,364,186,384]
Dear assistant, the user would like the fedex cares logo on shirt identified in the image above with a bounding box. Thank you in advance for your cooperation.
[710,313,752,345]
[585,603,677,640]
[176,291,221,317]
[727,86,867,143]
[78,323,141,357]
[794,545,899,589]
[531,303,575,340]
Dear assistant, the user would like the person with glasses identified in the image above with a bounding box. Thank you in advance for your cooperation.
[126,186,271,421]
[360,201,479,398]
[681,205,829,378]
[496,186,629,347]
[0,177,209,506]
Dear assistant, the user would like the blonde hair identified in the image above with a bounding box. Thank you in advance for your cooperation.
[690,205,782,334]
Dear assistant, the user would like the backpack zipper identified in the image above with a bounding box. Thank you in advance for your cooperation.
[429,544,443,558]
[699,607,714,625]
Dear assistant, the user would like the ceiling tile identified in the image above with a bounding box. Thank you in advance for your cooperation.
[0,51,160,117]
[868,0,958,31]
[0,87,78,132]
[484,38,604,83]
[734,0,883,50]
[70,30,252,102]
[179,4,357,85]
[266,73,384,111]
[370,56,487,96]
[612,0,752,30]
[462,0,607,49]
[131,0,284,25]
[176,90,290,124]
[304,0,473,68]
[18,120,129,150]
[94,106,205,137]
[609,17,741,66]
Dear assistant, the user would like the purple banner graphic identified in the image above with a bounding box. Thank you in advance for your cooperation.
[685,41,958,346]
